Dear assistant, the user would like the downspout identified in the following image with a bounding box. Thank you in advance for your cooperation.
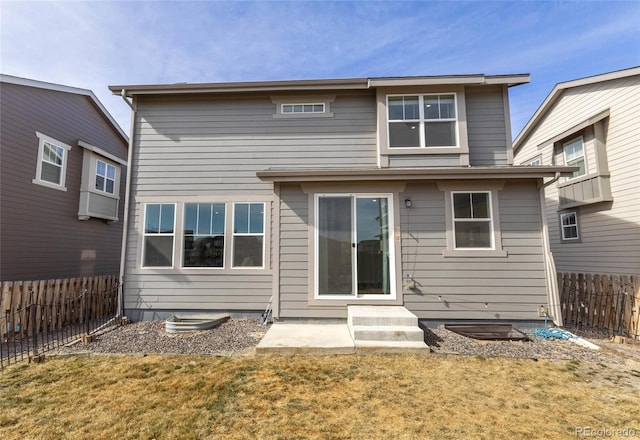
[117,90,136,319]
[539,172,563,326]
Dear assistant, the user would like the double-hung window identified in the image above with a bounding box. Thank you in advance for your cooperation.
[560,212,579,241]
[563,136,586,179]
[95,160,116,194]
[232,203,265,268]
[143,203,175,268]
[452,192,493,249]
[388,94,457,148]
[183,203,225,268]
[33,132,72,190]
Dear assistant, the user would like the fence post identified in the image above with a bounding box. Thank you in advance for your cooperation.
[30,291,38,358]
[84,289,90,336]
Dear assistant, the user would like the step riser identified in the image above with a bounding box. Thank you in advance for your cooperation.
[352,329,424,342]
[349,316,418,327]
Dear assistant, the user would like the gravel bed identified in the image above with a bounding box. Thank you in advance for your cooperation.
[55,318,268,357]
[52,318,634,363]
[423,327,626,363]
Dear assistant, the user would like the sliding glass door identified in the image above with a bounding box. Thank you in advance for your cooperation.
[316,194,393,298]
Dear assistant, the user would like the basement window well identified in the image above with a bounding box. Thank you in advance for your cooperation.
[444,324,529,341]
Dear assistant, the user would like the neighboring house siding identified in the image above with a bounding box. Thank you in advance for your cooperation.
[515,75,640,275]
[123,91,377,316]
[466,85,509,166]
[0,83,127,281]
[275,180,547,320]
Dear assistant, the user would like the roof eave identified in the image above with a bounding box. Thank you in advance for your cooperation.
[256,166,577,182]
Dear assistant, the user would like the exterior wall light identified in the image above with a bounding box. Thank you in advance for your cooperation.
[404,198,412,208]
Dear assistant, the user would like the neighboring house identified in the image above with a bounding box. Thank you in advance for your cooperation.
[0,75,129,281]
[109,74,574,324]
[513,67,640,278]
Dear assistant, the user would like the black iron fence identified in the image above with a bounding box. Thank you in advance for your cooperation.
[1,282,120,369]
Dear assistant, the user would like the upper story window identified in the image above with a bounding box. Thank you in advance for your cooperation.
[282,103,325,114]
[560,211,580,242]
[95,160,116,194]
[528,157,542,166]
[563,136,586,179]
[33,132,72,191]
[387,94,457,148]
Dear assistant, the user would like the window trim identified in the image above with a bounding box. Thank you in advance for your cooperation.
[281,103,325,114]
[95,159,117,195]
[563,136,587,180]
[437,181,507,258]
[141,203,176,269]
[559,211,580,243]
[181,202,226,269]
[386,93,459,149]
[32,131,72,191]
[451,191,495,250]
[231,202,266,269]
[271,95,335,118]
[527,156,542,166]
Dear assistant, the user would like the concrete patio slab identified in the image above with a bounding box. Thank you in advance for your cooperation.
[256,323,355,355]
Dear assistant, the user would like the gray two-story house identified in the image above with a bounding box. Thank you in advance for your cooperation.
[110,74,573,325]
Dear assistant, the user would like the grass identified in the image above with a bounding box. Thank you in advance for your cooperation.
[1,354,639,439]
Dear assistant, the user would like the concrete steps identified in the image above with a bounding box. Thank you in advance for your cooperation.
[347,305,429,353]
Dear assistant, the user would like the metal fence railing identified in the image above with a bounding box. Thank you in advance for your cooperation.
[1,281,120,369]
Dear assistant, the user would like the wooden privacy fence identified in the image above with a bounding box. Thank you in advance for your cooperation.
[558,272,640,338]
[1,275,119,337]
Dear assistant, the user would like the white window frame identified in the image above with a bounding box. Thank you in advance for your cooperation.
[95,159,117,195]
[271,95,335,118]
[141,203,176,269]
[563,136,587,180]
[313,193,396,301]
[181,203,226,269]
[387,93,458,149]
[451,191,495,250]
[281,103,325,114]
[560,211,580,242]
[231,202,266,269]
[528,156,542,166]
[32,131,72,191]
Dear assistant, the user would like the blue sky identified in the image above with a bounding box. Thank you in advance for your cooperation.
[2,1,639,137]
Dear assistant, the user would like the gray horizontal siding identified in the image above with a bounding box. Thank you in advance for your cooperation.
[0,82,127,281]
[131,92,378,198]
[388,155,460,167]
[400,180,546,321]
[466,86,509,166]
[274,180,547,320]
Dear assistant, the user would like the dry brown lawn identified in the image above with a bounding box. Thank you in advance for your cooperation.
[1,353,639,439]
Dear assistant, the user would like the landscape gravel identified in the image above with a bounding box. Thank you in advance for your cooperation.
[55,318,268,357]
[52,317,634,364]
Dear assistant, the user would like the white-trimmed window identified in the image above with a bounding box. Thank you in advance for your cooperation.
[142,203,176,268]
[95,160,116,194]
[387,94,457,148]
[528,157,542,166]
[232,203,265,268]
[33,132,72,190]
[183,203,225,268]
[452,192,494,249]
[282,103,325,114]
[560,212,579,241]
[563,136,586,179]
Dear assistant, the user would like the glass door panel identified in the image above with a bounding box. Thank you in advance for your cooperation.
[317,197,354,295]
[356,198,391,295]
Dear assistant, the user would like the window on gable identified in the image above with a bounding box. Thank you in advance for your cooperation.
[388,94,457,148]
[33,132,72,191]
[183,203,225,268]
[282,103,325,114]
[560,211,579,241]
[142,203,175,268]
[95,160,116,195]
[452,192,493,249]
[563,136,586,179]
[232,203,265,268]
